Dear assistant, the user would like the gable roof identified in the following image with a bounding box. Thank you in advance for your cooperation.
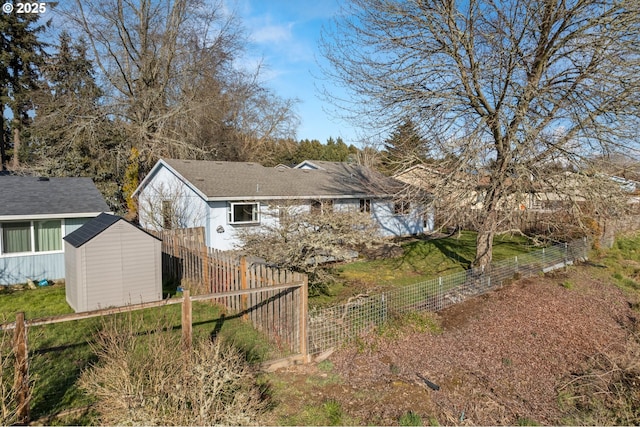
[0,176,110,220]
[139,159,402,201]
[63,213,160,248]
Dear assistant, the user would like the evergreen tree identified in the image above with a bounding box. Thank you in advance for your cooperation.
[0,11,48,170]
[31,33,123,210]
[381,118,426,174]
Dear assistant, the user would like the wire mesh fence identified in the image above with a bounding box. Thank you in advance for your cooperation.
[308,238,590,355]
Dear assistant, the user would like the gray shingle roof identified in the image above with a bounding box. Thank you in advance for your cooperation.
[161,159,400,200]
[63,213,160,248]
[0,176,110,218]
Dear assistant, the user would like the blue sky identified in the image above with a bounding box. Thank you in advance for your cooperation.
[236,0,359,145]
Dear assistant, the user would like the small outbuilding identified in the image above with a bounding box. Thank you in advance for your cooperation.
[63,213,162,312]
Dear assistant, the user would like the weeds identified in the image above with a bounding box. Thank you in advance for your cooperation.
[399,411,424,426]
[558,334,640,425]
[79,313,267,425]
[0,325,18,425]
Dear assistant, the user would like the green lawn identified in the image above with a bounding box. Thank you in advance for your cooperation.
[311,231,533,306]
[338,231,532,285]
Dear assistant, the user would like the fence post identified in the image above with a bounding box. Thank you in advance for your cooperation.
[181,290,192,351]
[202,245,211,293]
[14,312,30,424]
[240,257,248,320]
[438,276,443,309]
[514,256,518,275]
[300,275,309,362]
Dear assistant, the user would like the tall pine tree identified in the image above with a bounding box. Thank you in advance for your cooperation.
[381,118,426,175]
[32,32,123,209]
[0,11,48,170]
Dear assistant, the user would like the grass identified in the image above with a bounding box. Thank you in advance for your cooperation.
[599,233,640,293]
[0,286,279,424]
[312,231,533,305]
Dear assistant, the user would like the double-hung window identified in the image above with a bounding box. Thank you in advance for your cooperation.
[0,220,62,255]
[228,202,260,225]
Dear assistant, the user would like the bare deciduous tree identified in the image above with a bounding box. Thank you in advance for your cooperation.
[60,0,298,168]
[321,0,640,267]
[237,203,380,292]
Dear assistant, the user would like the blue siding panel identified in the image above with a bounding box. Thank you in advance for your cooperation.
[0,217,94,285]
[0,253,65,285]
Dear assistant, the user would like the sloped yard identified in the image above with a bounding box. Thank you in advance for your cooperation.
[261,261,639,425]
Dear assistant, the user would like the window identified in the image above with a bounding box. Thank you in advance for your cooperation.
[310,200,333,215]
[359,199,371,213]
[228,202,260,224]
[162,200,174,229]
[2,222,31,253]
[1,220,62,255]
[34,220,62,251]
[393,201,410,215]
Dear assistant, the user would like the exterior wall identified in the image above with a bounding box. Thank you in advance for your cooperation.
[0,217,94,286]
[371,200,430,237]
[206,198,432,251]
[76,221,161,312]
[64,241,81,311]
[137,166,208,232]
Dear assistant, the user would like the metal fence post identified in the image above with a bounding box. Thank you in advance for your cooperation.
[438,276,443,309]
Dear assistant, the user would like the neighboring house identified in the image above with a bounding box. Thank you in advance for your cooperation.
[395,164,636,215]
[134,159,432,251]
[0,176,110,285]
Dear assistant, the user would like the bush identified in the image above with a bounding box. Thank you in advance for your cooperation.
[79,315,267,425]
[0,327,18,425]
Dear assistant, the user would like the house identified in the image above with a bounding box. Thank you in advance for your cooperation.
[134,159,432,251]
[0,176,110,285]
[63,213,162,312]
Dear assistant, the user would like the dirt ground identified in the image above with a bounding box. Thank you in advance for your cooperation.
[262,264,639,426]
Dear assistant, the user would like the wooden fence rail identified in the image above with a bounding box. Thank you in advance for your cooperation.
[148,228,309,358]
[1,279,307,425]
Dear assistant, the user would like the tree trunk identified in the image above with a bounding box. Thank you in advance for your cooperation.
[0,110,6,171]
[473,209,498,269]
[11,119,21,169]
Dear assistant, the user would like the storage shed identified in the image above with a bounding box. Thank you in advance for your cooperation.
[63,213,162,312]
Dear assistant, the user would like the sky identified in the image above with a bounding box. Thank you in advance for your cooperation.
[235,0,360,145]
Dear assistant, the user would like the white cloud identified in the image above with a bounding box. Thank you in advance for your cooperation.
[251,21,295,44]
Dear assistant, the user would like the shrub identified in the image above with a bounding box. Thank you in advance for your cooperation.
[79,314,267,425]
[558,335,640,425]
[0,327,18,425]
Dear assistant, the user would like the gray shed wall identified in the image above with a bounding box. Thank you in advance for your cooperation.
[66,221,161,312]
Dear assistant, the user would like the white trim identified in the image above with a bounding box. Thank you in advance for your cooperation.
[228,202,260,225]
[133,159,209,201]
[0,212,109,221]
[208,194,391,202]
[0,219,65,257]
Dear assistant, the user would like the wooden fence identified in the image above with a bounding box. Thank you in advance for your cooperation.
[1,283,307,425]
[149,227,309,359]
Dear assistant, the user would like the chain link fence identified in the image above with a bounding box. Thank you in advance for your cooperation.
[308,238,590,355]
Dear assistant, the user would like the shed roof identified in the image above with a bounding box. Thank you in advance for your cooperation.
[64,213,160,248]
[0,176,110,218]
[153,158,401,200]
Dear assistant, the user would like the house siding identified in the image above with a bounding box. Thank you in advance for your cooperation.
[0,217,95,285]
[137,166,208,232]
[137,162,432,252]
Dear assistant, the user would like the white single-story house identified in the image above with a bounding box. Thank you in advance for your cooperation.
[0,176,110,285]
[134,159,433,251]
